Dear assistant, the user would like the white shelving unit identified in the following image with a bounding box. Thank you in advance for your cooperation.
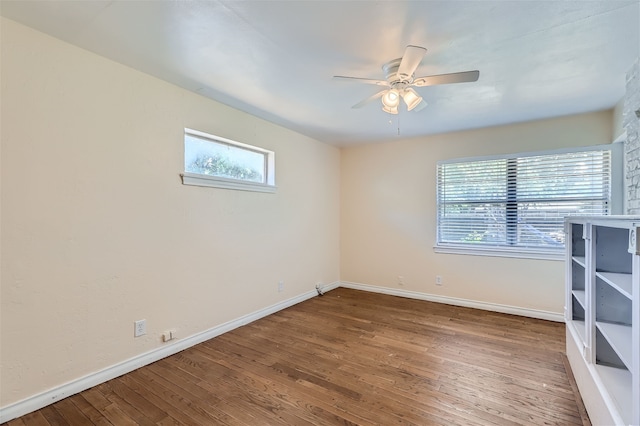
[567,221,589,356]
[565,217,640,426]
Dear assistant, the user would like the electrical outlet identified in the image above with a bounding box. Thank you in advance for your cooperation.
[435,275,443,286]
[278,280,284,292]
[162,329,176,342]
[134,319,146,337]
[397,275,404,286]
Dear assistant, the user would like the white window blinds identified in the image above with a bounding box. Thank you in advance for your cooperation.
[436,147,613,255]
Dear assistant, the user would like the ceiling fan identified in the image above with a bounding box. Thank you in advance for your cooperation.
[334,45,479,114]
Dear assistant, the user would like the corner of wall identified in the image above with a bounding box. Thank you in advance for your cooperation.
[612,98,626,141]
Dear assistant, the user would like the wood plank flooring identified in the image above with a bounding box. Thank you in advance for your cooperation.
[3,288,589,425]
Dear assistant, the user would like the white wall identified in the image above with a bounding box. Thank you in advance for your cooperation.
[612,97,626,141]
[341,111,613,315]
[0,18,340,407]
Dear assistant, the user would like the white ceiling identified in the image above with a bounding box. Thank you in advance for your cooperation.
[1,1,639,146]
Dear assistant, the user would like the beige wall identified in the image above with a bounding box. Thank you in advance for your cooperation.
[612,97,626,141]
[0,18,340,406]
[341,111,613,314]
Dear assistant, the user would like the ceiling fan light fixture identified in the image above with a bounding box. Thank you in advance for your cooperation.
[382,104,398,114]
[401,88,422,111]
[381,89,400,108]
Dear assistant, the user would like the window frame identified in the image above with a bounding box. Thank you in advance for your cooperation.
[434,143,623,260]
[180,128,276,193]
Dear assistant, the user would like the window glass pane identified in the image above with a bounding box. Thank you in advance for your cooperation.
[185,134,266,183]
[516,152,610,201]
[436,147,612,254]
[439,159,506,202]
[439,203,506,245]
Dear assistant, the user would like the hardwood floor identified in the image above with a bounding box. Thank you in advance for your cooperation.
[4,288,590,425]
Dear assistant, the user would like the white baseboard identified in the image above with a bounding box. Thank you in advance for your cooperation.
[0,282,339,423]
[339,281,564,322]
[317,280,340,294]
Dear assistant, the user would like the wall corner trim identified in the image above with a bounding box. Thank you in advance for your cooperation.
[339,281,564,323]
[0,282,340,423]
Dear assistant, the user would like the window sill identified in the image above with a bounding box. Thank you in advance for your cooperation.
[181,172,277,193]
[433,244,564,261]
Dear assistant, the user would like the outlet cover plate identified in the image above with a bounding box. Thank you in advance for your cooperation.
[134,319,146,337]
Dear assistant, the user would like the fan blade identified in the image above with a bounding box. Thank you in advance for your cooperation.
[397,45,427,79]
[413,70,479,87]
[333,76,389,86]
[352,90,387,109]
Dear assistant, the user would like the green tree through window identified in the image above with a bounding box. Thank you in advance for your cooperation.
[188,153,263,182]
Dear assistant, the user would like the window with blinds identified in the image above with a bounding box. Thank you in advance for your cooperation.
[436,147,613,257]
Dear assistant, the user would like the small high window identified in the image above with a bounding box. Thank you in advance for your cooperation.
[181,128,275,192]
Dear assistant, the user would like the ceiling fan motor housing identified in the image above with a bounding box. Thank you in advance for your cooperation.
[383,58,413,89]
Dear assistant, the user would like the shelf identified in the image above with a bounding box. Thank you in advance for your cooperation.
[596,272,632,299]
[570,319,586,344]
[572,290,586,309]
[596,322,632,370]
[595,364,632,426]
[572,256,586,267]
